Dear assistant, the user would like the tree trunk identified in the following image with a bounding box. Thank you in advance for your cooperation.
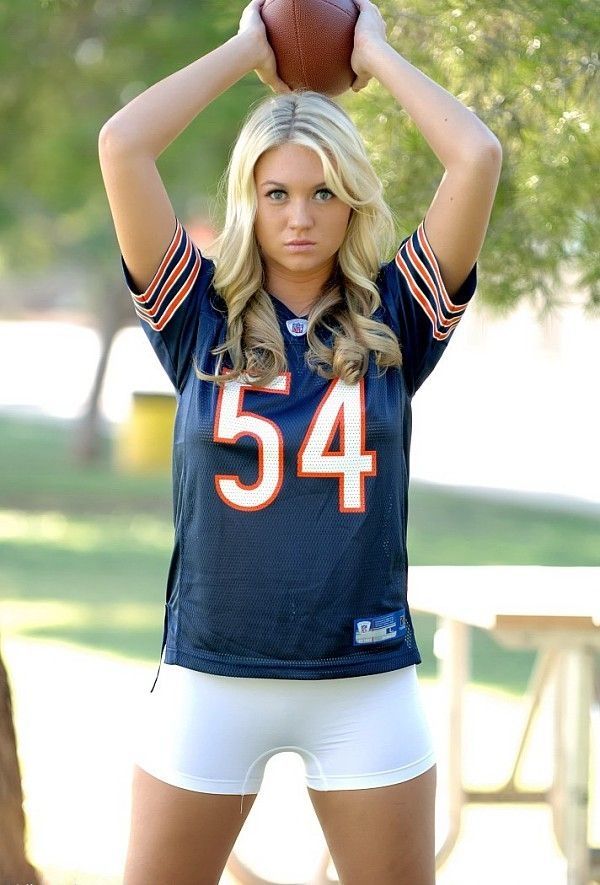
[0,641,42,885]
[72,284,132,465]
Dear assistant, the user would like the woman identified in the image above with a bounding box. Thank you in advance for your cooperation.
[99,0,502,882]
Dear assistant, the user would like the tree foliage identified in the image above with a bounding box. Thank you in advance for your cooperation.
[0,0,265,308]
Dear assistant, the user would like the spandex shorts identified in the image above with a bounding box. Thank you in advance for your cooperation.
[131,652,437,810]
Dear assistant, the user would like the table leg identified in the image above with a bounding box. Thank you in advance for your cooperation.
[559,648,594,885]
[434,617,470,869]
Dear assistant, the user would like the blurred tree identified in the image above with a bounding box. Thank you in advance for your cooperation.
[0,0,264,462]
[0,0,597,461]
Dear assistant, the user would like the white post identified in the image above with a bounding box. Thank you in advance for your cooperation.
[562,646,593,885]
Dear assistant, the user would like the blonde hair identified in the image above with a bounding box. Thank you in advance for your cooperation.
[193,89,403,388]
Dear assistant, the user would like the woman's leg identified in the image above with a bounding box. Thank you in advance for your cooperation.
[123,662,280,884]
[295,665,437,884]
[123,763,258,885]
[307,764,437,885]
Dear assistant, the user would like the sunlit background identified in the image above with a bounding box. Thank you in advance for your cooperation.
[1,0,598,883]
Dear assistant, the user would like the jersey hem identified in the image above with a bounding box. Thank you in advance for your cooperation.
[163,644,422,679]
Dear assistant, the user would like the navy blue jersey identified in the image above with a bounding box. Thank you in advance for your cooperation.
[120,216,477,685]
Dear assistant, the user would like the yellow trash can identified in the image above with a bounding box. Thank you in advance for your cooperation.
[116,391,176,473]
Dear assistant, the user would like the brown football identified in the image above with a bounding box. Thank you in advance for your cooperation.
[262,0,359,96]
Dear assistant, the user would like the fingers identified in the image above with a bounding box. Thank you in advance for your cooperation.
[351,74,371,92]
[270,70,292,92]
[263,75,292,93]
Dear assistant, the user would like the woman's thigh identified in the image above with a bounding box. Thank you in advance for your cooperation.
[294,665,437,884]
[123,763,258,885]
[125,661,290,883]
[307,764,437,885]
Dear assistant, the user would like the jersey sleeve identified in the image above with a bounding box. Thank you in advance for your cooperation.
[377,217,478,397]
[120,216,215,393]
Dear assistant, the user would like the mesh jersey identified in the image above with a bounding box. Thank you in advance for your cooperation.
[120,216,477,685]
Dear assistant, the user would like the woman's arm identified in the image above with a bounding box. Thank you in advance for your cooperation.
[98,32,259,287]
[357,38,500,166]
[351,0,502,301]
[100,32,263,158]
[99,0,289,157]
[350,0,499,165]
[98,0,289,292]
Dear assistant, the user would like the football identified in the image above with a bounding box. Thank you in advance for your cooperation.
[261,0,359,96]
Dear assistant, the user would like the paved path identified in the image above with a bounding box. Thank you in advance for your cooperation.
[5,634,595,884]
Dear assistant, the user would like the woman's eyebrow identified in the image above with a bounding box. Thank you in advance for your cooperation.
[261,180,327,188]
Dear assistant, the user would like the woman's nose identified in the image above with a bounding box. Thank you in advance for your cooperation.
[288,201,313,226]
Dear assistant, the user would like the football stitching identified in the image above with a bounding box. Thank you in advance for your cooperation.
[292,0,309,86]
[315,0,356,18]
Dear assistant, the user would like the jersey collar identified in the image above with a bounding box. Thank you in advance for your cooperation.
[267,292,309,321]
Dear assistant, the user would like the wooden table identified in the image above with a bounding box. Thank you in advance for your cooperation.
[408,565,600,885]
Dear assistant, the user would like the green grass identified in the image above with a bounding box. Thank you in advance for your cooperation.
[409,483,600,565]
[1,413,598,697]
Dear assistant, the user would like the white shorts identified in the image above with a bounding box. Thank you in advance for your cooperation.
[132,655,436,811]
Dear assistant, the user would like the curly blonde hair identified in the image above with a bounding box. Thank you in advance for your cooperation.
[193,89,403,388]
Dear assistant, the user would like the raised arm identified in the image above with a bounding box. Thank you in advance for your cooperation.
[350,0,502,302]
[98,0,289,292]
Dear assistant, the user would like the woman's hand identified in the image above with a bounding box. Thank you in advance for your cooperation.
[237,0,292,94]
[350,0,388,92]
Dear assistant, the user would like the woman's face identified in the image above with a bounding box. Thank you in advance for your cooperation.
[253,143,352,289]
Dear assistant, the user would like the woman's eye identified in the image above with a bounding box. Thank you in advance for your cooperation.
[266,189,334,201]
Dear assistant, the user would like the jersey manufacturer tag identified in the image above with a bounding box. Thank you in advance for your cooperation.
[353,609,406,646]
[286,317,308,336]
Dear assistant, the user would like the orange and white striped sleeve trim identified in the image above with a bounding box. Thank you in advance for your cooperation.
[122,218,202,333]
[394,220,472,341]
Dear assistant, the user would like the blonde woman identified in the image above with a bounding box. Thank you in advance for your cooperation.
[99,0,502,881]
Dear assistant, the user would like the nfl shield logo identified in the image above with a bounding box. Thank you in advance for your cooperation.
[286,318,308,337]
